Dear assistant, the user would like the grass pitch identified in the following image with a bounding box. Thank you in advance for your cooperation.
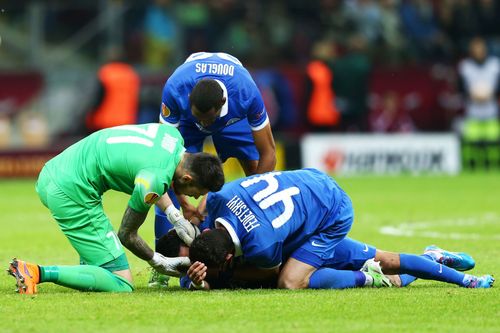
[0,173,499,333]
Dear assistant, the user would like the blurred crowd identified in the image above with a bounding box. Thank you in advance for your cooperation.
[1,0,500,142]
[128,0,500,68]
[129,0,500,137]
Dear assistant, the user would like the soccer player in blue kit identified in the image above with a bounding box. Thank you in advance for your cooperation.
[186,169,494,290]
[151,52,276,286]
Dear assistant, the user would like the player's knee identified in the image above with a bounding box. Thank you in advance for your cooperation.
[277,275,308,289]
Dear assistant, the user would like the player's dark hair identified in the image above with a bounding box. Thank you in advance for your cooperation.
[156,229,184,257]
[189,228,234,268]
[189,79,224,114]
[185,152,225,192]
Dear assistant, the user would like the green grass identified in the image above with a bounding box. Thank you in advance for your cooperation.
[1,174,499,333]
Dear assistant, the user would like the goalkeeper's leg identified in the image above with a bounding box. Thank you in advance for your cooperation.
[8,257,133,293]
[40,264,133,292]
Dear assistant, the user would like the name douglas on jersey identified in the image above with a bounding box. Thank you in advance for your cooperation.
[195,62,235,76]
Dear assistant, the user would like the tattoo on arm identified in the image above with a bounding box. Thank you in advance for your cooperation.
[117,206,153,261]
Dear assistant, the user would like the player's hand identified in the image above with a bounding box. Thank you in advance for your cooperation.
[187,261,207,285]
[165,205,200,245]
[175,219,200,246]
[148,252,191,277]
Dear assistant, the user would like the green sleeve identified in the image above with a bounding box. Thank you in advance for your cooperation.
[128,169,166,213]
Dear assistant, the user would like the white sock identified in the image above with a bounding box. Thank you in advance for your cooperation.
[363,272,374,286]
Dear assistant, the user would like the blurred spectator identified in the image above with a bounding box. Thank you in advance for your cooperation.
[378,0,407,65]
[333,34,372,131]
[253,68,296,131]
[262,2,294,55]
[476,0,500,57]
[215,1,264,62]
[176,0,210,54]
[19,111,49,148]
[369,90,416,133]
[318,0,357,47]
[346,0,382,46]
[399,0,450,62]
[458,37,500,169]
[143,0,180,69]
[305,39,340,131]
[0,116,12,148]
[443,0,481,56]
[86,47,140,132]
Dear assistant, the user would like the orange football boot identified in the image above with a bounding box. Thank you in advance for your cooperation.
[7,258,40,294]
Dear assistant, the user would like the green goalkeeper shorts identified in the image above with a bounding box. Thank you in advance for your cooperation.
[36,167,129,270]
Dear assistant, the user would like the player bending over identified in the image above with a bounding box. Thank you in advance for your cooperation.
[7,124,224,294]
[151,51,277,287]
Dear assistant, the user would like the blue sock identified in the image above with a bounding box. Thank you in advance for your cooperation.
[399,253,434,287]
[154,189,179,246]
[399,274,417,287]
[399,253,466,286]
[309,268,366,289]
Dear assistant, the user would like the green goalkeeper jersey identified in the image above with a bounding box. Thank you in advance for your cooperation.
[44,124,185,212]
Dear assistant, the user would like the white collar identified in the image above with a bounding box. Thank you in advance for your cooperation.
[215,217,242,257]
[213,79,229,117]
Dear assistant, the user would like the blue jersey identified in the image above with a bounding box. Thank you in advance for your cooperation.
[160,52,268,134]
[205,169,346,269]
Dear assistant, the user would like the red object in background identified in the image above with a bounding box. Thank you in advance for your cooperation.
[0,72,44,116]
[306,60,340,127]
[369,90,416,133]
[323,149,344,173]
[86,62,140,131]
[369,66,450,131]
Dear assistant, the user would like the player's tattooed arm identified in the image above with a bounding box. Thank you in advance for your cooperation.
[117,206,153,261]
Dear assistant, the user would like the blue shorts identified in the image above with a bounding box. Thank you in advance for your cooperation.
[290,193,354,268]
[180,119,259,162]
[323,237,377,270]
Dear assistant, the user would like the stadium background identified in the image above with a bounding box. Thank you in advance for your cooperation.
[2,0,500,177]
[0,2,499,332]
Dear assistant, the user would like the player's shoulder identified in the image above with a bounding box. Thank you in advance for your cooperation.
[281,168,326,180]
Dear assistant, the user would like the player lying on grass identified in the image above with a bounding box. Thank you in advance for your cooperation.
[7,124,224,294]
[159,230,483,290]
[161,169,494,290]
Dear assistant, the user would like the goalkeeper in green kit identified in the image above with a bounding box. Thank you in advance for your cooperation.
[7,124,224,294]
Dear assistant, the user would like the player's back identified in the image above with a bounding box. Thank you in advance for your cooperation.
[206,169,346,264]
[45,124,184,207]
[162,52,265,133]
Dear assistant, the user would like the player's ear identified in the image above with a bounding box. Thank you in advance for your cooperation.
[181,174,193,184]
[221,253,233,272]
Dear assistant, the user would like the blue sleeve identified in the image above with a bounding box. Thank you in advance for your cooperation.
[160,82,181,125]
[246,92,268,130]
[179,275,191,289]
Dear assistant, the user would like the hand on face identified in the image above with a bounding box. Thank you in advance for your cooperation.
[188,261,207,285]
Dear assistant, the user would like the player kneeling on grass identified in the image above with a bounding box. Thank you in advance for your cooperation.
[7,124,224,294]
[162,169,494,290]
